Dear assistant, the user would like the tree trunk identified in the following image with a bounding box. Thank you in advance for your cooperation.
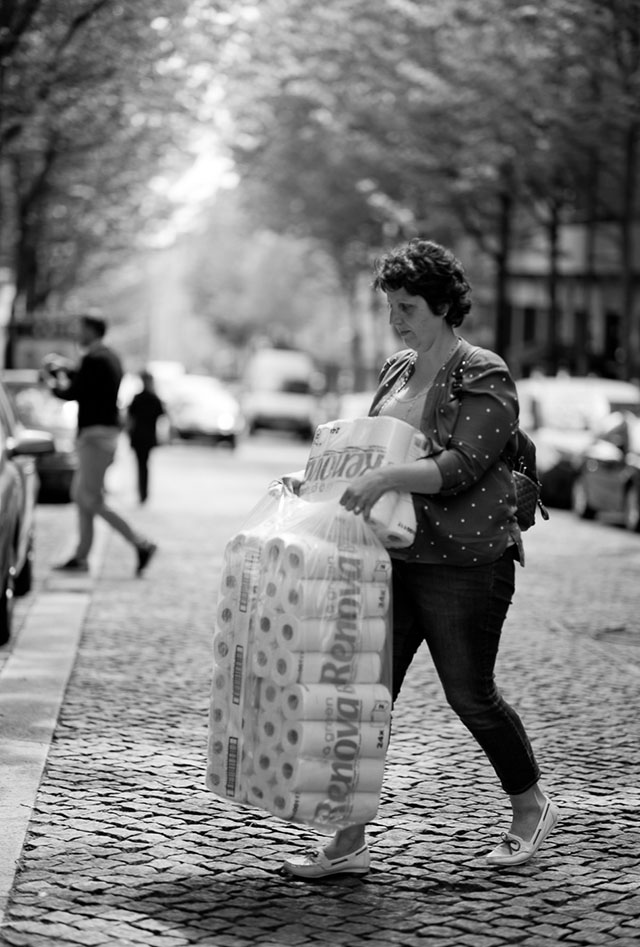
[620,121,638,381]
[0,156,20,368]
[546,198,560,372]
[581,150,599,376]
[494,165,514,360]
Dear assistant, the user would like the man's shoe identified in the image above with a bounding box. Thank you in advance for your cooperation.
[282,844,370,880]
[136,541,157,576]
[486,798,559,866]
[53,557,89,572]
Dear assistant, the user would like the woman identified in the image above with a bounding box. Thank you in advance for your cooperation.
[283,238,558,879]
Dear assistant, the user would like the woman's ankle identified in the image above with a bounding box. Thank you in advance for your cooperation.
[324,825,366,858]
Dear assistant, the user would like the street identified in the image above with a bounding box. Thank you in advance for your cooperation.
[1,434,640,947]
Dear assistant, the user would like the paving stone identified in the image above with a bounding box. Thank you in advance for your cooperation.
[2,460,640,947]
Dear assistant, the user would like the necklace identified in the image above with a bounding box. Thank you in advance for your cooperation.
[402,336,460,393]
[376,337,463,416]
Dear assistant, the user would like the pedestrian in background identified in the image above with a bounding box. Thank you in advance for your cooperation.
[126,370,165,504]
[282,238,558,879]
[44,313,158,577]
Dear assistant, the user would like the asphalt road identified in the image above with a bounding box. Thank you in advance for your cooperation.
[1,433,639,947]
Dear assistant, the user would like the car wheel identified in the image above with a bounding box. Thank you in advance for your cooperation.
[623,486,640,532]
[14,536,34,596]
[572,477,595,520]
[0,562,15,646]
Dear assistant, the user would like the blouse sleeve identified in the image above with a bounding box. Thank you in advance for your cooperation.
[433,351,519,495]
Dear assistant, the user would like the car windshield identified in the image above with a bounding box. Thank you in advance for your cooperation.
[534,390,638,431]
[172,377,230,405]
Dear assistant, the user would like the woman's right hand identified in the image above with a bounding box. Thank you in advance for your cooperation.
[268,469,304,497]
[281,470,304,495]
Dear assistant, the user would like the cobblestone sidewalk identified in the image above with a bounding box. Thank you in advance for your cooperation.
[1,478,639,946]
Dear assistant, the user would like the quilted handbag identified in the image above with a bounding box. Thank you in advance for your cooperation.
[505,430,549,531]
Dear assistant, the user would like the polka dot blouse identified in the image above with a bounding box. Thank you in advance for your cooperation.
[369,339,522,567]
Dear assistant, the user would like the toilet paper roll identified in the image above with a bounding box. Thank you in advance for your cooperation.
[216,596,254,637]
[219,564,242,597]
[300,416,427,498]
[369,491,418,548]
[211,639,248,711]
[269,789,380,826]
[246,774,274,808]
[282,536,392,585]
[275,614,387,654]
[212,668,230,697]
[282,719,389,759]
[252,747,278,780]
[255,710,284,746]
[212,629,234,667]
[281,683,392,723]
[209,701,229,731]
[262,576,284,607]
[259,678,284,714]
[253,610,280,650]
[205,730,244,799]
[282,579,389,619]
[225,530,264,556]
[270,650,382,687]
[221,538,263,610]
[262,536,286,573]
[251,644,274,678]
[278,755,386,794]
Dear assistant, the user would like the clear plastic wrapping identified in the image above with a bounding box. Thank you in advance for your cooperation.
[207,487,393,830]
[300,415,428,548]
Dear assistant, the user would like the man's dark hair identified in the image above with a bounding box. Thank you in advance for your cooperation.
[80,314,107,338]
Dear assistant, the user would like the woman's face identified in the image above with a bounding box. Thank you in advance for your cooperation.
[386,287,444,352]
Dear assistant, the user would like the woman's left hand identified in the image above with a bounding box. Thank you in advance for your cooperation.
[340,469,394,519]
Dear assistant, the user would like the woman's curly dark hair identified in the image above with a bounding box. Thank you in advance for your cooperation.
[372,238,472,328]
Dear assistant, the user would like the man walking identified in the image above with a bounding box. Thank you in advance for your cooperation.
[45,314,157,576]
[126,370,165,504]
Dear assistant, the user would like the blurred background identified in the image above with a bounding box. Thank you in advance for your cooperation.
[0,1,639,405]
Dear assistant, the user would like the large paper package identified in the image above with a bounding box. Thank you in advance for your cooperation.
[300,415,427,548]
[207,487,393,831]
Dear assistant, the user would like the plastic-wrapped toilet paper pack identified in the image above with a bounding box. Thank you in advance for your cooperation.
[280,682,392,722]
[282,718,389,758]
[270,649,382,687]
[269,790,380,825]
[207,489,394,828]
[264,534,392,585]
[278,755,385,793]
[299,415,428,548]
[274,613,386,654]
[280,577,389,619]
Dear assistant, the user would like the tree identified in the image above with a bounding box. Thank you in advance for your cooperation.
[0,0,231,363]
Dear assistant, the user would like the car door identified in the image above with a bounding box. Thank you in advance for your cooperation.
[0,398,21,593]
[0,385,37,572]
[583,414,629,512]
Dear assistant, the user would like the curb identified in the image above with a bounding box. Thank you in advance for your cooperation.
[0,523,109,927]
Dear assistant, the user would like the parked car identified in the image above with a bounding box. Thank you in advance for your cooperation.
[242,348,323,439]
[165,374,245,447]
[2,369,78,501]
[572,411,640,531]
[515,376,640,507]
[0,378,54,644]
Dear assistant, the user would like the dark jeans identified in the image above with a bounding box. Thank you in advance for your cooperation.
[391,549,540,795]
[133,446,151,503]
